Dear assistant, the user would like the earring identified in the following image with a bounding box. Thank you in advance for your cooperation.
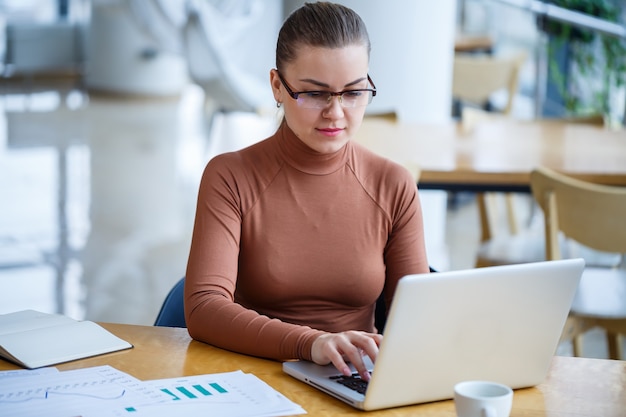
[276,101,282,108]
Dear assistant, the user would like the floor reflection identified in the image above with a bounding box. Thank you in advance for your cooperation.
[1,83,207,324]
[81,97,198,324]
[0,81,279,325]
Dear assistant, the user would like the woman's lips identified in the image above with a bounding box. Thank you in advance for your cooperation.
[317,127,344,137]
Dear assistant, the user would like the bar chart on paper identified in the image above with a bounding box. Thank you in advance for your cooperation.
[143,371,285,408]
[134,371,306,416]
[159,381,228,400]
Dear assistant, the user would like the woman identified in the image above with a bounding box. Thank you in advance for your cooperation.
[185,2,429,380]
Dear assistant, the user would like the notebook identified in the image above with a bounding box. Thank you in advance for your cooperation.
[0,310,133,369]
[283,259,585,411]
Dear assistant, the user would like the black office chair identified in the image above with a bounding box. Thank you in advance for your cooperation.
[375,266,437,333]
[156,267,436,329]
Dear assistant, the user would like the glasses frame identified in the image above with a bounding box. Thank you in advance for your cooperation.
[276,71,377,109]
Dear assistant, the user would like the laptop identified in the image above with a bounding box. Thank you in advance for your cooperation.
[283,259,585,411]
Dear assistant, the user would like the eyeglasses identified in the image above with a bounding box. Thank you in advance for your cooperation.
[277,71,377,109]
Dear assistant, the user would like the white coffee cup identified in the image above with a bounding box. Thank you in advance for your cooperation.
[454,380,513,417]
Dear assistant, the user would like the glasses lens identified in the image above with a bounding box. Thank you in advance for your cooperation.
[340,90,373,108]
[297,90,373,109]
[297,92,330,109]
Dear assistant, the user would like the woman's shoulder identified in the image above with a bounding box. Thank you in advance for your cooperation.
[207,134,278,169]
[349,141,417,185]
[348,142,419,218]
[203,134,283,189]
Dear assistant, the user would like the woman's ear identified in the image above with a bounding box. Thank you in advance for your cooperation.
[269,69,283,103]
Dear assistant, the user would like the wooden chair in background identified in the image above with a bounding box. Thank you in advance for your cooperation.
[452,51,526,116]
[473,112,619,268]
[530,167,626,359]
[467,106,546,268]
[452,52,529,265]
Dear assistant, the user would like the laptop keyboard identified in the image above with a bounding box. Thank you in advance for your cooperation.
[329,373,369,394]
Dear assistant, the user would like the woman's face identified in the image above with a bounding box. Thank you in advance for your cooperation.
[270,44,370,154]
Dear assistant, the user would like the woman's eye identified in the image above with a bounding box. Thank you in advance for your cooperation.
[344,90,363,98]
[304,91,325,98]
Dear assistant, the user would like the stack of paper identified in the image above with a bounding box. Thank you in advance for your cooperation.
[0,365,306,417]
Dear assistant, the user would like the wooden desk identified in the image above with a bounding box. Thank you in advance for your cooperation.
[356,118,626,192]
[2,323,624,416]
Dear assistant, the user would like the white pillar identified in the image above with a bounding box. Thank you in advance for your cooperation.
[85,0,188,96]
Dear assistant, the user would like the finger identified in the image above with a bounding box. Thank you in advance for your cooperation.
[325,337,365,378]
[326,348,352,376]
[312,334,352,376]
[358,333,382,363]
[342,346,371,381]
[338,335,378,381]
[353,333,383,380]
[351,357,371,381]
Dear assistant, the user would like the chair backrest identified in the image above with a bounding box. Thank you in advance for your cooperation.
[530,167,626,260]
[154,277,186,327]
[452,52,526,115]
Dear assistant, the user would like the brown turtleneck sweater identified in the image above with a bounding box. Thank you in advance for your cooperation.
[185,123,429,361]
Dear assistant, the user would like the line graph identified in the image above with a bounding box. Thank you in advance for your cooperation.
[0,366,170,417]
[1,387,127,404]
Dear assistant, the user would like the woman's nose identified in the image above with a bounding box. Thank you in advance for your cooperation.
[322,95,345,119]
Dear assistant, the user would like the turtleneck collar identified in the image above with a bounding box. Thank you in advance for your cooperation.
[276,123,350,175]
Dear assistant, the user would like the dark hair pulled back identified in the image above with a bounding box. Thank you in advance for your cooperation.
[276,2,371,71]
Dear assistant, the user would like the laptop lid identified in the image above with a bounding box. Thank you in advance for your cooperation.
[283,259,584,411]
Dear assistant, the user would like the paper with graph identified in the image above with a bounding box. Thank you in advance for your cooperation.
[0,365,169,417]
[0,365,304,417]
[131,371,306,416]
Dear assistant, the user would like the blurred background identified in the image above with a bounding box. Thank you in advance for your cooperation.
[0,0,624,357]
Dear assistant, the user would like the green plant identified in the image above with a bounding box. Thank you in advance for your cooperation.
[540,0,626,123]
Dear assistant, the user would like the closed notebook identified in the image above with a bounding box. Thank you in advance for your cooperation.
[0,310,132,369]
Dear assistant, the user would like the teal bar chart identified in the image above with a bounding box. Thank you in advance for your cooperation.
[160,382,228,400]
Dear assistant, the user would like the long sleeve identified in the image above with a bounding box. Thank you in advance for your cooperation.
[185,149,325,361]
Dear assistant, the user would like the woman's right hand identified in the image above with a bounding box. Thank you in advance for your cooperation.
[311,331,383,381]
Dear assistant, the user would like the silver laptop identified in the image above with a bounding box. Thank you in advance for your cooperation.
[283,259,584,411]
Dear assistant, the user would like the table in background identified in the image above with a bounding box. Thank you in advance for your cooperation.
[1,323,624,417]
[356,118,626,193]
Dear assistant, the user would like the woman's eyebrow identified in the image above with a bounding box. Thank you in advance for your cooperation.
[299,77,368,89]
